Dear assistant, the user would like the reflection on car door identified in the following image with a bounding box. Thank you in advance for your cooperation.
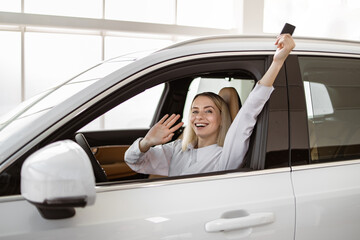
[1,170,295,239]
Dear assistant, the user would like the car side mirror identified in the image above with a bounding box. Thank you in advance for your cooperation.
[304,81,334,118]
[21,140,96,220]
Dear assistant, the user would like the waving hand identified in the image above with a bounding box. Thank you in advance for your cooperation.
[139,114,184,152]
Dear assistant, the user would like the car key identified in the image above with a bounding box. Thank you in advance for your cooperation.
[280,23,296,36]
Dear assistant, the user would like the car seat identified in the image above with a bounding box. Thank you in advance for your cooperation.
[218,87,242,121]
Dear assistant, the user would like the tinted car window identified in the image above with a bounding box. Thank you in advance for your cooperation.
[299,56,360,162]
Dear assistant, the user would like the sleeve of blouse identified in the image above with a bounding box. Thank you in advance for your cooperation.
[219,83,274,170]
[124,138,178,176]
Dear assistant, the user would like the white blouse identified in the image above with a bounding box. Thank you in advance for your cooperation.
[124,83,274,176]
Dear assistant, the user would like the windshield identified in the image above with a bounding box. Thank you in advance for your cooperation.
[0,56,137,134]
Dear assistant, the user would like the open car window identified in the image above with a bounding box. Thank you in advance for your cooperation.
[80,70,259,183]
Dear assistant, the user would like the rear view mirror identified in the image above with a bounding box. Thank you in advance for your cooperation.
[21,140,96,219]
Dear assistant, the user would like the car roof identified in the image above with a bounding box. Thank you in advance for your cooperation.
[162,35,360,56]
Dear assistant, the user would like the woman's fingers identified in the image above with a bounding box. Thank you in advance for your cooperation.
[158,114,169,124]
[163,114,176,126]
[274,35,281,45]
[159,113,182,133]
[163,114,181,127]
[163,133,175,143]
[275,34,292,47]
[143,114,182,146]
[166,114,181,127]
[273,34,295,62]
[169,121,184,133]
[145,114,183,145]
[275,35,285,49]
[277,34,295,49]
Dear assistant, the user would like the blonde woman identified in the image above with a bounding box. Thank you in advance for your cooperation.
[125,34,295,176]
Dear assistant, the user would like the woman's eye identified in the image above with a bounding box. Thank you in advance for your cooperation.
[205,110,213,113]
[192,111,199,114]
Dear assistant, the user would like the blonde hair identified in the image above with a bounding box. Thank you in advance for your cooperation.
[181,92,232,151]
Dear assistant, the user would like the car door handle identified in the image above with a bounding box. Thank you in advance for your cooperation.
[205,212,275,233]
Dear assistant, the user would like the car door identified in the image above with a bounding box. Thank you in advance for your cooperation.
[0,53,295,239]
[1,171,294,239]
[287,55,360,239]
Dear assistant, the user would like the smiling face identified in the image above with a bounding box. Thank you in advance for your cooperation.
[190,95,222,147]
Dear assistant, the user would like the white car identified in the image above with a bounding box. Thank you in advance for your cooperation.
[1,36,360,239]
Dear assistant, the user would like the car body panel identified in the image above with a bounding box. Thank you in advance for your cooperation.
[292,161,360,240]
[1,169,294,240]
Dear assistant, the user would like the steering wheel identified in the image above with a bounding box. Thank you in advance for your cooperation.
[75,133,108,183]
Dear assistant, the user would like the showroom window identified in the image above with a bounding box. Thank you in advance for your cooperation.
[24,0,102,18]
[177,0,236,29]
[0,0,20,12]
[105,0,175,24]
[263,0,360,41]
[0,31,21,115]
[299,56,360,162]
